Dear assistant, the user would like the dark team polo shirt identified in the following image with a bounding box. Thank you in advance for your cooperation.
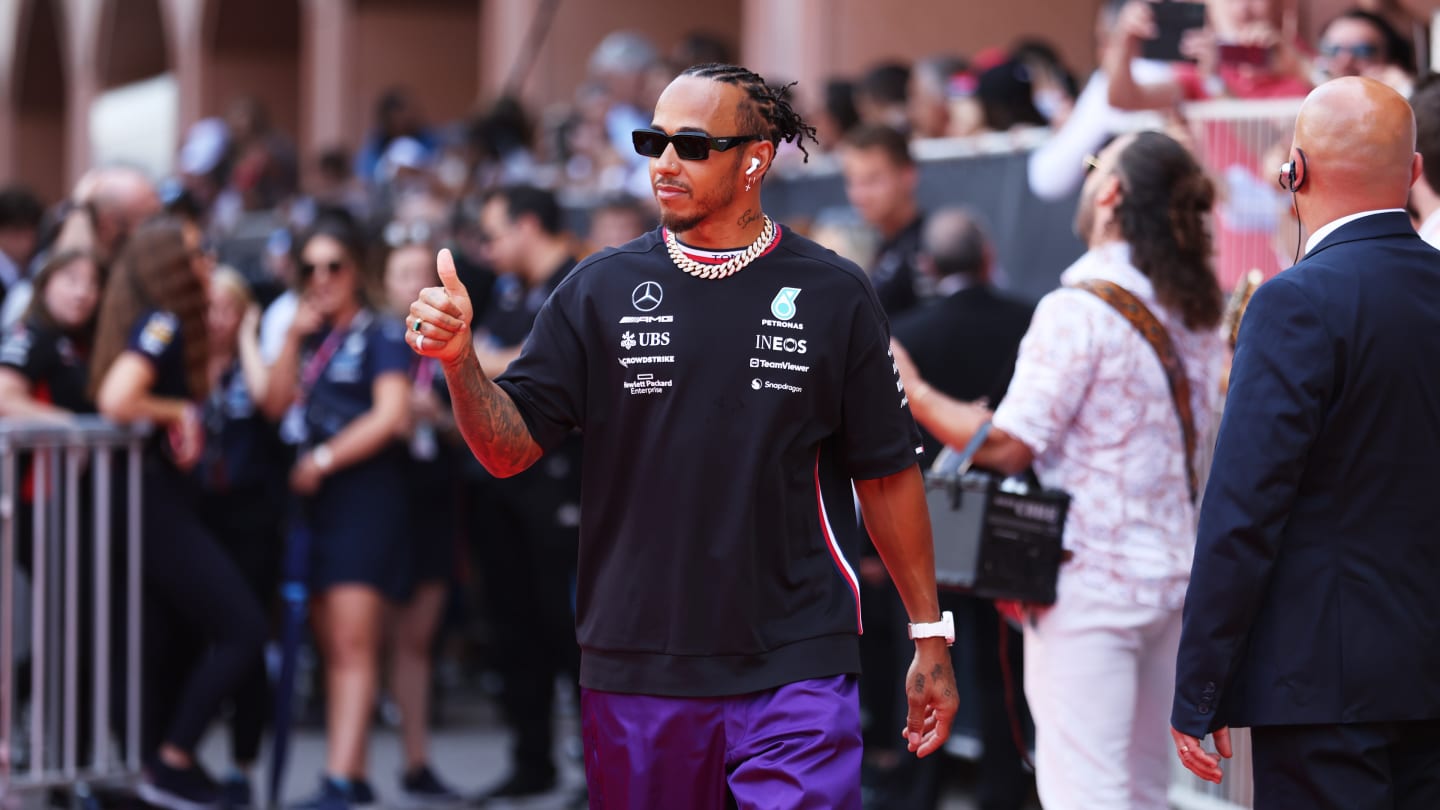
[470,257,583,487]
[127,309,195,469]
[478,258,576,349]
[497,225,924,697]
[0,318,94,413]
[300,311,411,445]
[129,309,190,400]
[197,359,286,494]
[870,215,926,318]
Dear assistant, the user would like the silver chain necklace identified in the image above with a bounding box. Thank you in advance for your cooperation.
[665,216,776,280]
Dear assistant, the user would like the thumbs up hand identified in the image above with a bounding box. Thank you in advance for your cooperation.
[408,248,474,365]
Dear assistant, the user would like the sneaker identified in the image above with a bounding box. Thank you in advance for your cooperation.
[220,772,253,809]
[400,764,463,807]
[138,760,221,810]
[289,775,377,810]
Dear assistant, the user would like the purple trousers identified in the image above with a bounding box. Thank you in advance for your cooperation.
[581,675,862,810]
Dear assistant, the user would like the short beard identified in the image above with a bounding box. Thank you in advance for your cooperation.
[656,162,740,235]
[660,209,705,233]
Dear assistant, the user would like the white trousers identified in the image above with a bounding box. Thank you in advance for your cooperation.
[1023,578,1183,810]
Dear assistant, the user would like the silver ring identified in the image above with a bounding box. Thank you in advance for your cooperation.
[1180,746,1189,754]
[416,333,425,352]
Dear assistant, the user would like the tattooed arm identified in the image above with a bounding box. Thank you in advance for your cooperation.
[442,341,543,477]
[855,465,959,758]
[410,249,543,478]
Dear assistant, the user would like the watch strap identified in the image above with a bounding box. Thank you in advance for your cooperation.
[907,610,955,644]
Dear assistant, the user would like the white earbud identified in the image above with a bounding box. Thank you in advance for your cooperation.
[747,157,761,176]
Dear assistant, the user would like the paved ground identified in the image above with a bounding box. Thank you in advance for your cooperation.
[190,688,1034,810]
[3,687,1038,809]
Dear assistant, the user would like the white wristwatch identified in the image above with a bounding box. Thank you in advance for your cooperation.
[908,611,955,645]
[312,443,334,473]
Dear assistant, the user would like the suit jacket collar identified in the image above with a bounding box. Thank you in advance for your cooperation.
[1304,210,1417,261]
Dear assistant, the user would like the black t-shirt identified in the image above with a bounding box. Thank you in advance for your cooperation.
[477,258,576,349]
[497,225,924,696]
[470,257,582,489]
[0,318,94,413]
[870,215,926,319]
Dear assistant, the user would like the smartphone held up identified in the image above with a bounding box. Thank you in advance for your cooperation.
[1140,0,1207,62]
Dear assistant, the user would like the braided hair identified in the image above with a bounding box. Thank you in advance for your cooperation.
[680,63,819,162]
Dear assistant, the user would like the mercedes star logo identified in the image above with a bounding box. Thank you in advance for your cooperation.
[631,281,663,312]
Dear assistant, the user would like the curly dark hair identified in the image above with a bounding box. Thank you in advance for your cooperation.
[681,63,819,162]
[1113,131,1223,331]
[89,217,210,401]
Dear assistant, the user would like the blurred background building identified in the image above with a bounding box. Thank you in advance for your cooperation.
[0,0,1384,202]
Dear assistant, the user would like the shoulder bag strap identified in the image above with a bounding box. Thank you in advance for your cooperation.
[1071,279,1198,504]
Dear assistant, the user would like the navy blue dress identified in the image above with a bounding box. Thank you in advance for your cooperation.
[298,310,413,599]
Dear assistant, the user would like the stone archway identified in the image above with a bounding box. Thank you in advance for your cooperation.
[96,0,169,90]
[89,0,176,178]
[11,0,69,202]
[201,0,301,141]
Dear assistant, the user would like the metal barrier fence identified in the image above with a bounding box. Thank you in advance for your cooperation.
[0,418,147,807]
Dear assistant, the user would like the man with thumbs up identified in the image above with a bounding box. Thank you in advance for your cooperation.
[409,63,956,810]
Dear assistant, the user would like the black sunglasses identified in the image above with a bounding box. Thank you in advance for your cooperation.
[632,127,758,160]
[300,259,347,279]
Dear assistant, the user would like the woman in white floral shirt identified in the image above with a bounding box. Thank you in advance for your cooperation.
[894,130,1228,810]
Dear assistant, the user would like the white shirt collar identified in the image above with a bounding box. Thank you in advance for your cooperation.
[1417,208,1440,248]
[935,274,972,297]
[1304,209,1406,255]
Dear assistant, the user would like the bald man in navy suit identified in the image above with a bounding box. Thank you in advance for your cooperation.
[1172,76,1440,809]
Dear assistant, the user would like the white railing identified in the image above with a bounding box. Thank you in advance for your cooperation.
[0,418,148,807]
[1174,97,1306,292]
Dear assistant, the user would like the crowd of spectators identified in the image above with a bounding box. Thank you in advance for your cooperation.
[0,2,1433,808]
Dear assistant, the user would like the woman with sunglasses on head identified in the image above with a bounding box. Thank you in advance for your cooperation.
[90,216,267,810]
[261,213,412,810]
[0,249,103,416]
